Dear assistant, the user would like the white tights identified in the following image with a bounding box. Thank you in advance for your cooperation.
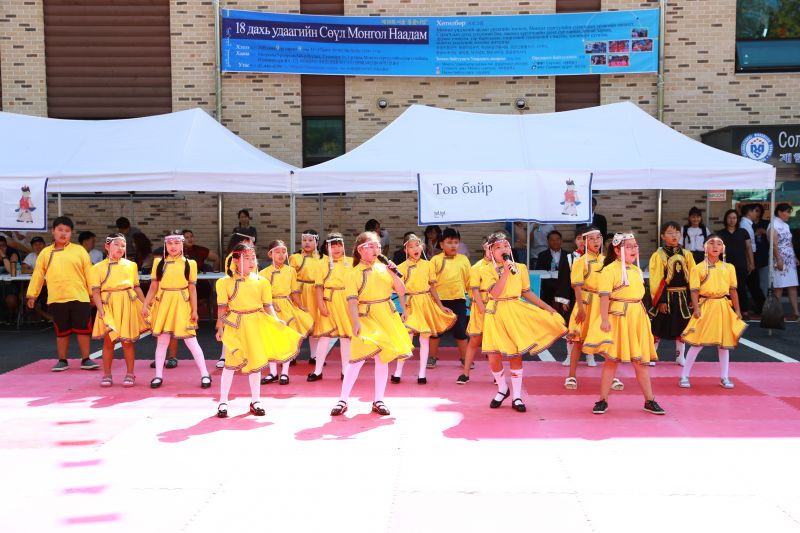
[219,368,261,404]
[313,337,350,376]
[681,345,730,380]
[154,334,208,379]
[393,334,429,379]
[339,359,389,403]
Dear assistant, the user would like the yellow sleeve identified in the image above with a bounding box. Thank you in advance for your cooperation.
[519,264,531,292]
[685,249,697,272]
[289,268,301,293]
[89,262,102,290]
[261,278,272,305]
[26,248,49,298]
[689,264,701,291]
[570,257,585,286]
[188,259,198,283]
[345,269,359,300]
[648,251,664,300]
[597,266,614,295]
[215,278,229,306]
[727,264,738,289]
[258,267,269,278]
[468,265,480,289]
[314,262,326,286]
[80,248,93,296]
[150,257,161,278]
[132,263,141,287]
[289,254,299,270]
[430,256,442,281]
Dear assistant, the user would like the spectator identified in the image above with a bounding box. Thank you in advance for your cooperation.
[393,231,415,265]
[740,204,765,315]
[530,222,555,266]
[0,236,21,321]
[770,203,799,322]
[591,197,608,238]
[423,225,442,259]
[509,221,528,263]
[0,235,21,276]
[233,209,257,244]
[183,229,221,271]
[226,231,254,255]
[719,208,753,318]
[115,217,143,258]
[682,206,709,264]
[0,231,32,255]
[751,204,771,297]
[21,236,46,274]
[365,218,391,255]
[78,231,104,265]
[132,232,154,272]
[536,230,568,307]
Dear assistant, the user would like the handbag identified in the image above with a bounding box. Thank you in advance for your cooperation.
[760,288,785,330]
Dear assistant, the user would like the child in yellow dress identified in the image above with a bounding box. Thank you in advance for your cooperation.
[290,230,324,366]
[330,232,413,417]
[457,238,492,384]
[91,234,149,387]
[679,234,746,389]
[391,234,455,384]
[142,232,211,390]
[260,239,314,385]
[583,232,665,415]
[214,243,303,418]
[482,232,567,413]
[308,233,353,381]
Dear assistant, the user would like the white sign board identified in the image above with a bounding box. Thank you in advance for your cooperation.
[418,171,593,225]
[0,178,48,231]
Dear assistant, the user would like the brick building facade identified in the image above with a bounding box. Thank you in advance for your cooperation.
[1,0,798,261]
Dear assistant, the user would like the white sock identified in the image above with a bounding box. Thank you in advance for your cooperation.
[339,360,364,402]
[682,346,702,379]
[676,340,685,360]
[183,336,209,377]
[309,336,319,358]
[374,360,389,402]
[154,334,170,379]
[313,336,330,375]
[248,372,261,402]
[418,336,430,379]
[718,348,730,380]
[282,361,290,376]
[269,362,278,377]
[491,369,508,401]
[219,368,234,404]
[510,367,524,400]
[340,338,351,376]
[219,345,226,359]
[565,342,573,363]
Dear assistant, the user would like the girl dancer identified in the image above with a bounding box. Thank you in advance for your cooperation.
[260,240,314,385]
[290,230,324,366]
[391,234,455,384]
[307,233,353,381]
[142,232,211,389]
[679,234,746,389]
[91,234,149,387]
[583,233,665,415]
[215,243,303,417]
[330,232,413,416]
[482,232,567,412]
[457,237,492,384]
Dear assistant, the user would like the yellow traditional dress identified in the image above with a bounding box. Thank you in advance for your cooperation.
[397,258,455,336]
[216,272,303,373]
[466,257,492,336]
[147,256,198,339]
[583,261,658,364]
[313,256,354,338]
[289,251,325,324]
[565,251,605,343]
[259,263,313,337]
[481,263,568,357]
[90,258,149,342]
[681,260,747,348]
[346,262,414,364]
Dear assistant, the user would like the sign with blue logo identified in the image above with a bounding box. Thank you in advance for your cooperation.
[221,9,660,77]
[740,133,774,162]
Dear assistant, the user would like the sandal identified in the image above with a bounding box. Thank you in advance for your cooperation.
[260,374,278,385]
[150,377,163,389]
[217,402,228,418]
[564,377,578,390]
[100,375,113,388]
[372,401,391,416]
[165,358,178,369]
[122,374,136,387]
[279,374,290,385]
[330,400,348,416]
[249,401,265,416]
[512,398,527,413]
[200,376,212,389]
[611,378,625,391]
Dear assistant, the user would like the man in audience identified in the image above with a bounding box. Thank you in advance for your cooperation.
[21,236,46,274]
[79,231,104,265]
[535,230,569,306]
[183,229,221,271]
[233,209,257,244]
[115,217,143,259]
[740,203,765,316]
[365,219,391,255]
[592,196,608,238]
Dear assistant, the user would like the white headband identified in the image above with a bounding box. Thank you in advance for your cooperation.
[357,240,380,249]
[611,232,638,287]
[105,236,125,244]
[582,229,602,238]
[302,233,319,241]
[164,234,185,243]
[269,244,287,254]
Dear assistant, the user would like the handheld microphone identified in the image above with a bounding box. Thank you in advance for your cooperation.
[501,253,518,275]
[377,254,400,276]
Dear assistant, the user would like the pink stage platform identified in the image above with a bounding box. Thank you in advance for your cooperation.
[2,348,800,532]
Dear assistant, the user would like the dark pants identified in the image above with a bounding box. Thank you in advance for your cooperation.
[746,268,765,314]
[734,264,749,314]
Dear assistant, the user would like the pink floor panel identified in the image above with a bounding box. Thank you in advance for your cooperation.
[2,349,800,532]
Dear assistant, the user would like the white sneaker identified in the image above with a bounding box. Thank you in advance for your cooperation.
[676,354,685,366]
[562,355,571,367]
[647,361,656,366]
[611,378,624,391]
[720,377,734,389]
[679,377,691,388]
[586,355,597,367]
[216,358,225,369]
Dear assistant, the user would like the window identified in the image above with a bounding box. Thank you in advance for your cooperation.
[736,0,800,72]
[303,117,344,167]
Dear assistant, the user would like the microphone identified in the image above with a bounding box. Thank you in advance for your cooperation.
[501,253,518,275]
[377,254,400,276]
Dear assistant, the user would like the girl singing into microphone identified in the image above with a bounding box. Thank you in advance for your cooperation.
[482,232,567,412]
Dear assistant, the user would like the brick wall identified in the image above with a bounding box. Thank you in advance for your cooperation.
[0,0,47,115]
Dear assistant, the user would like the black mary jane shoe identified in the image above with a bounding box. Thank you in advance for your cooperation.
[331,401,348,416]
[200,376,212,389]
[308,357,316,366]
[417,377,427,385]
[390,375,401,384]
[307,372,323,382]
[249,401,266,416]
[372,401,391,416]
[511,398,527,413]
[261,374,278,385]
[489,389,511,409]
[150,377,163,389]
[279,374,290,385]
[217,403,228,418]
[165,358,178,369]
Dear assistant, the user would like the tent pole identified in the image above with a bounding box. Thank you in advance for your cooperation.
[705,192,711,227]
[768,185,776,288]
[57,193,62,216]
[290,193,297,254]
[657,189,663,248]
[526,222,531,268]
[218,193,224,260]
[319,194,324,237]
[213,0,222,121]
[655,1,666,252]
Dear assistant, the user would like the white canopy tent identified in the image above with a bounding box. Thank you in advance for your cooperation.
[294,102,775,192]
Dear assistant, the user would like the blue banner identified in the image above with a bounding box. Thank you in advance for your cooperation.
[221,9,659,77]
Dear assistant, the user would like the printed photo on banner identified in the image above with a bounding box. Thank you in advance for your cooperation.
[0,178,48,231]
[609,55,630,67]
[632,39,653,52]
